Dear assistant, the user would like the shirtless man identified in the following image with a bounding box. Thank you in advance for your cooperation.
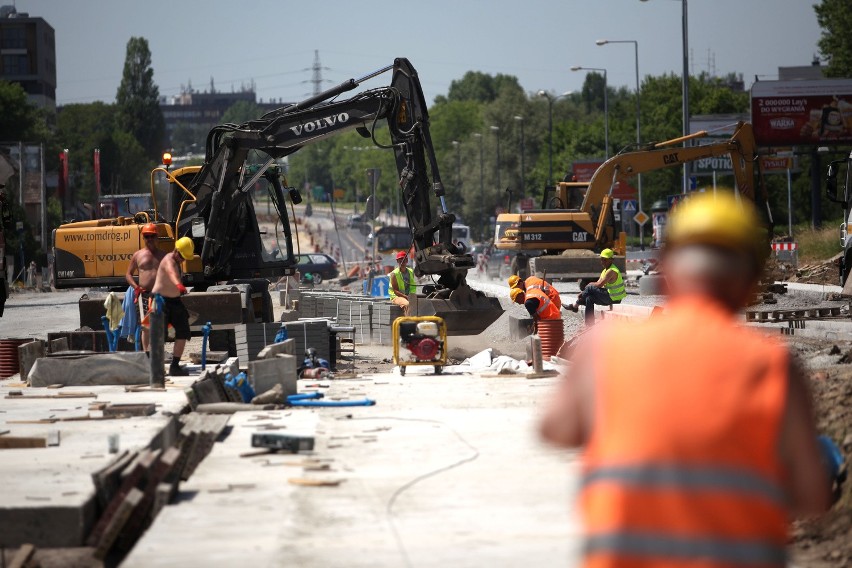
[151,237,194,376]
[125,223,166,352]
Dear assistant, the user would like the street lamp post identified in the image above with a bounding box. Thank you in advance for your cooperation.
[473,133,484,240]
[641,0,689,193]
[513,116,525,199]
[571,66,609,159]
[537,91,556,188]
[451,140,462,197]
[490,125,501,199]
[597,38,644,247]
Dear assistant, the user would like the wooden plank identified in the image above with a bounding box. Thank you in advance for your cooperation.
[103,403,157,417]
[0,436,46,449]
[8,543,36,568]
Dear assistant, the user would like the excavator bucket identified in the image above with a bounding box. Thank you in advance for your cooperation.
[410,284,503,336]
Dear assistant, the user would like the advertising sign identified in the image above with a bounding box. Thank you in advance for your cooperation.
[751,79,852,146]
[572,159,636,200]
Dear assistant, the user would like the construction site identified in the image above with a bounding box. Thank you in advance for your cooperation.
[0,198,851,567]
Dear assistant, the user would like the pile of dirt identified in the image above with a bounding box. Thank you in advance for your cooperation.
[791,348,852,567]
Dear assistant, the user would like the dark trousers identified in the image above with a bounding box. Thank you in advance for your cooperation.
[578,286,619,325]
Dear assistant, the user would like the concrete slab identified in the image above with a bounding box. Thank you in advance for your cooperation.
[124,369,583,567]
[0,377,194,548]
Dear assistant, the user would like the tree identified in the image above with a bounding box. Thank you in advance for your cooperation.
[441,71,524,104]
[0,81,50,141]
[815,0,852,77]
[221,100,262,125]
[115,37,165,160]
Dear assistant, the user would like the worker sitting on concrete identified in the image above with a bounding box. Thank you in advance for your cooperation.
[510,287,561,331]
[540,191,831,568]
[563,248,625,326]
[508,274,562,310]
[389,250,415,316]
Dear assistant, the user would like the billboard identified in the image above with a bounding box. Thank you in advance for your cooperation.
[689,115,750,177]
[572,159,636,200]
[751,79,852,146]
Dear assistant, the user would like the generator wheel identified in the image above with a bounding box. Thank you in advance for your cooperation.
[399,365,406,376]
[434,365,443,375]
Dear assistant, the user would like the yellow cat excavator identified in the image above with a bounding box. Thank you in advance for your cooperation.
[494,121,764,285]
[52,58,502,335]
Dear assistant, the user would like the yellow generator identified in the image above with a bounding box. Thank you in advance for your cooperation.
[392,316,447,376]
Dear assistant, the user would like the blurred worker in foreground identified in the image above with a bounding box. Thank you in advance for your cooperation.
[389,250,415,316]
[152,237,194,376]
[510,286,561,332]
[125,223,166,352]
[540,191,831,567]
[508,273,562,309]
[563,248,625,326]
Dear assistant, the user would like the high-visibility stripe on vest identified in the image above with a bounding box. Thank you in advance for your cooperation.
[525,276,561,308]
[581,296,790,568]
[526,287,561,320]
[388,266,415,300]
[601,265,626,302]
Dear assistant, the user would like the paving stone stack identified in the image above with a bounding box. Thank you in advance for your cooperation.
[371,302,404,345]
[280,319,331,363]
[335,299,373,345]
[234,323,284,363]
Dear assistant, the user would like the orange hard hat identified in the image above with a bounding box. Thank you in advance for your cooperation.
[141,223,158,236]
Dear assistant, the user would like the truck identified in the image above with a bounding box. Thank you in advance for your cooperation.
[494,122,763,287]
[52,58,501,336]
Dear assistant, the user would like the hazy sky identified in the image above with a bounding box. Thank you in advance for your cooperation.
[18,0,824,107]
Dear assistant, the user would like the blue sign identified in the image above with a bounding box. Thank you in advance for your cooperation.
[666,194,690,209]
[690,176,698,190]
[363,275,390,298]
[622,199,637,212]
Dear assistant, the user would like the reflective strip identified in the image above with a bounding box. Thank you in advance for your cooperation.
[535,295,552,316]
[584,532,787,566]
[581,465,786,505]
[603,266,626,301]
[527,283,552,295]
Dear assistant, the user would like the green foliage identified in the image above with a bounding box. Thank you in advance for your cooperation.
[816,0,852,78]
[441,71,524,104]
[169,122,207,155]
[115,37,165,160]
[221,100,262,125]
[0,81,51,141]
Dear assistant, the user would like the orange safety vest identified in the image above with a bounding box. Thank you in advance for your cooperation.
[526,287,561,321]
[525,276,561,308]
[581,296,790,568]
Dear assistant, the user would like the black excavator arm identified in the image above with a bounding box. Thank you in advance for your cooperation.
[177,58,500,334]
[185,58,472,290]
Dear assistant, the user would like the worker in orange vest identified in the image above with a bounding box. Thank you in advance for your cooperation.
[539,191,831,568]
[510,286,561,333]
[508,274,562,309]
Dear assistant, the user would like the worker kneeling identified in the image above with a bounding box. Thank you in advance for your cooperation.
[510,286,561,330]
[389,250,416,316]
[564,248,625,326]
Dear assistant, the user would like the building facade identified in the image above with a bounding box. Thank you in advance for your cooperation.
[0,5,56,111]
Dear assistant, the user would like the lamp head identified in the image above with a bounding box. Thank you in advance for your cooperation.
[570,66,582,72]
[596,39,608,45]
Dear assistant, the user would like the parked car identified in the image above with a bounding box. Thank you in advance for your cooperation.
[296,253,339,284]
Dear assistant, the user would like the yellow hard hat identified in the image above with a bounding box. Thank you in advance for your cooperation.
[508,275,521,288]
[600,248,614,259]
[666,191,766,262]
[510,287,525,303]
[174,237,195,260]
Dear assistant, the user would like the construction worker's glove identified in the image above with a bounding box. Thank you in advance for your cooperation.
[817,435,847,505]
[133,285,143,302]
[177,284,188,296]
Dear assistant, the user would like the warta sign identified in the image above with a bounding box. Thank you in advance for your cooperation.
[751,79,852,146]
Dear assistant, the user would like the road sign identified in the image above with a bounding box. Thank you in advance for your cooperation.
[633,211,649,226]
[622,200,637,213]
